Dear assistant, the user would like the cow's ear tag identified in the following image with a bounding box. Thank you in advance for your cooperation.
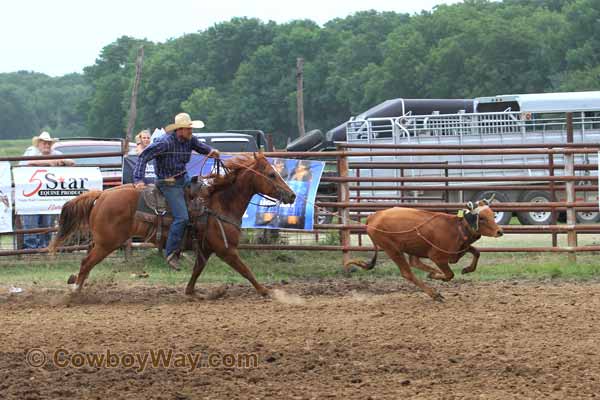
[457,209,465,218]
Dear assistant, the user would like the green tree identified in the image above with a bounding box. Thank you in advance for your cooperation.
[0,84,36,139]
[84,36,151,137]
[181,87,227,130]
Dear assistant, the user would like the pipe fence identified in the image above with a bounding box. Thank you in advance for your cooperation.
[1,116,600,266]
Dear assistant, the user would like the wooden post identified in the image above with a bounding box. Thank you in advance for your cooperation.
[125,46,145,144]
[296,58,305,138]
[565,113,577,262]
[123,46,144,260]
[13,208,22,251]
[337,144,351,271]
[266,133,274,152]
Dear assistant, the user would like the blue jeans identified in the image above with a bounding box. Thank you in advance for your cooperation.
[157,174,190,258]
[22,214,53,249]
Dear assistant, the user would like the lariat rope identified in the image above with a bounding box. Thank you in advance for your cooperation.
[220,157,479,255]
[135,152,481,254]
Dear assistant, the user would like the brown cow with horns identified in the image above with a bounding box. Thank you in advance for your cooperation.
[346,196,503,301]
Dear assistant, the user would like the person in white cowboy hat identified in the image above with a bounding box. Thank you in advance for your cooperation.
[20,131,75,250]
[20,131,75,167]
[133,112,220,270]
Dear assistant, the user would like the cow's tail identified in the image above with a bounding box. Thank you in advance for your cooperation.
[344,247,379,271]
[48,190,102,254]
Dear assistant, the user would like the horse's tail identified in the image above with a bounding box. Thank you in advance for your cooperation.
[48,190,103,253]
[344,247,379,271]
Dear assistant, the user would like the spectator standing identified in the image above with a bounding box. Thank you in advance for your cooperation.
[135,129,151,155]
[20,131,74,249]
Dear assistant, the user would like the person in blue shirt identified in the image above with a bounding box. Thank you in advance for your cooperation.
[133,113,220,270]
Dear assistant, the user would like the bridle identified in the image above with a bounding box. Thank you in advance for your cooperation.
[205,156,292,208]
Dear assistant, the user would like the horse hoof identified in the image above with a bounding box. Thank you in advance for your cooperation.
[67,274,77,284]
[461,268,473,275]
[185,290,205,301]
[433,293,445,303]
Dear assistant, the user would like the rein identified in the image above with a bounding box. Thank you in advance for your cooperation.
[249,193,280,208]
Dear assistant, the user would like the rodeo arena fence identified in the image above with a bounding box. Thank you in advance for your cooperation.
[1,112,600,266]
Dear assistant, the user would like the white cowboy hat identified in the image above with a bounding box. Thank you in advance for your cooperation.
[164,112,205,132]
[32,131,58,146]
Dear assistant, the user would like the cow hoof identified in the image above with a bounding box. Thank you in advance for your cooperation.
[433,293,445,303]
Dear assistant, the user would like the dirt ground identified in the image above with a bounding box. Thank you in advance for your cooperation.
[1,278,600,399]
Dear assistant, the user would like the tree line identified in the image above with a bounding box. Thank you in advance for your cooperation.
[0,0,598,146]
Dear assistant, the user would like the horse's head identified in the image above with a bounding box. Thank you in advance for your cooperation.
[250,153,296,204]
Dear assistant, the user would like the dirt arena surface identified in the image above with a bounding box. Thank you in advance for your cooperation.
[1,278,600,399]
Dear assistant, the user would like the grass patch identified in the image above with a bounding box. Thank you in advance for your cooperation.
[1,250,600,288]
[0,139,31,158]
[462,252,600,280]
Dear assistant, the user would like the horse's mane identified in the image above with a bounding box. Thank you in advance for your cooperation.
[203,154,257,198]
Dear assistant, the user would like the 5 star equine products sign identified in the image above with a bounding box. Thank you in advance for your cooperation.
[13,167,103,215]
[0,162,13,232]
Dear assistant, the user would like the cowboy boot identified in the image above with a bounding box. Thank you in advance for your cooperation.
[166,252,181,271]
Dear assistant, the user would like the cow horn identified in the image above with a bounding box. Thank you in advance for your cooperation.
[485,193,496,204]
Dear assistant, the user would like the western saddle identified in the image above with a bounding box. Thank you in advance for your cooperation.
[134,182,207,253]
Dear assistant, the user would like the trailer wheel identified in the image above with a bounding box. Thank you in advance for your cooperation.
[315,206,335,225]
[576,211,600,224]
[517,191,552,225]
[316,211,334,225]
[472,191,512,225]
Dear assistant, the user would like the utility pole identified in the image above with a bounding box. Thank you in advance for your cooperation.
[125,46,145,146]
[296,57,305,137]
[124,45,144,261]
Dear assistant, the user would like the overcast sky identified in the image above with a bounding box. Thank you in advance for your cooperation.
[2,0,461,76]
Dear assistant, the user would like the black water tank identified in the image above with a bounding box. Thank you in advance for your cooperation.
[286,129,324,152]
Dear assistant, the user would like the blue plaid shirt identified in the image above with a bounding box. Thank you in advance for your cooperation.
[133,133,213,182]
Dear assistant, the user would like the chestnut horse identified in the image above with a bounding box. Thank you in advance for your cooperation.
[49,153,296,296]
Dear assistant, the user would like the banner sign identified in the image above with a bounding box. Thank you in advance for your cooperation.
[124,155,325,230]
[187,156,325,231]
[0,162,13,232]
[13,167,103,215]
[122,156,156,184]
